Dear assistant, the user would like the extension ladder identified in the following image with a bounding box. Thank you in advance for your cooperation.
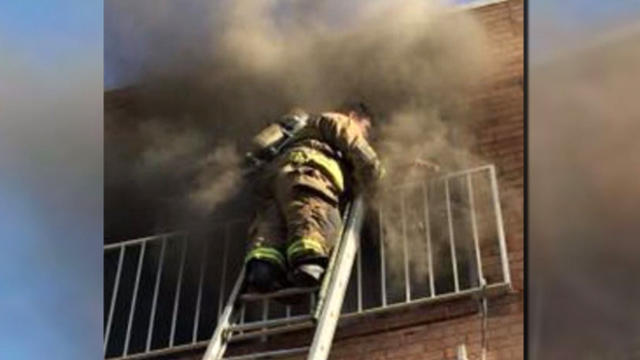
[202,196,365,360]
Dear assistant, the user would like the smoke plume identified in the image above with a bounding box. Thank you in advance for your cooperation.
[530,25,640,358]
[106,0,495,284]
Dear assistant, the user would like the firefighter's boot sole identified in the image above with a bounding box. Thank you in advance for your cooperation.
[289,264,326,288]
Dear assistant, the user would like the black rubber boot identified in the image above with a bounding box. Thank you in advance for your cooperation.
[245,260,286,293]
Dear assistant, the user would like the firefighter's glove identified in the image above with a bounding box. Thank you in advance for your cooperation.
[354,160,384,196]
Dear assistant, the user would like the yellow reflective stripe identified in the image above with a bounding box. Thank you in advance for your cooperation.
[288,150,306,164]
[246,247,285,263]
[288,149,344,192]
[245,247,286,268]
[308,152,344,192]
[287,238,325,260]
[288,238,325,254]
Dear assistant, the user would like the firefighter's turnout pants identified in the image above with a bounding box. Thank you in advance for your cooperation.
[246,144,344,272]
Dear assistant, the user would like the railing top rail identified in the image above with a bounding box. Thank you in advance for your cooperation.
[384,164,495,192]
[103,218,251,250]
[437,164,494,180]
[104,231,185,251]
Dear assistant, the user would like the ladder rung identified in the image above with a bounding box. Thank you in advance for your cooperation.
[239,287,319,302]
[229,314,313,332]
[223,346,309,360]
[230,321,314,343]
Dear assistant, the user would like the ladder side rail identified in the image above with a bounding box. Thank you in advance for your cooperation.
[308,195,365,360]
[315,201,352,313]
[202,267,246,360]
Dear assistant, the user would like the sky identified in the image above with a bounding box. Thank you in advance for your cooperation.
[0,1,102,359]
[530,0,640,62]
[1,0,640,359]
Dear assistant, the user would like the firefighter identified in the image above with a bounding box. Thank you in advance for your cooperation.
[244,102,384,293]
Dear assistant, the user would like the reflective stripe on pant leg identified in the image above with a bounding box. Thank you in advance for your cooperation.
[286,237,327,264]
[245,246,286,270]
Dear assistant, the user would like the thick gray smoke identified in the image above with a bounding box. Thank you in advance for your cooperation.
[530,26,640,358]
[106,0,495,282]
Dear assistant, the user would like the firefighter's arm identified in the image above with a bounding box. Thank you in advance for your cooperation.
[309,112,385,188]
[396,159,441,173]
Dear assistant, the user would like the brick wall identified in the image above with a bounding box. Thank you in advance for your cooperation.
[174,1,525,360]
[471,0,524,298]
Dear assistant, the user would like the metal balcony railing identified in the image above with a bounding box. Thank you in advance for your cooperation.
[104,164,511,360]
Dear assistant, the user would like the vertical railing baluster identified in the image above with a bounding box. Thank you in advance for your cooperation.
[104,245,125,354]
[467,173,484,285]
[445,178,460,292]
[489,166,511,285]
[124,242,147,355]
[192,240,209,343]
[146,237,167,352]
[357,235,363,312]
[239,304,246,335]
[261,299,269,342]
[421,181,435,297]
[218,225,230,317]
[170,235,188,347]
[401,193,411,302]
[379,207,387,307]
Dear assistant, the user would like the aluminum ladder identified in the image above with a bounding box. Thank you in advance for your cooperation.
[202,196,365,360]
